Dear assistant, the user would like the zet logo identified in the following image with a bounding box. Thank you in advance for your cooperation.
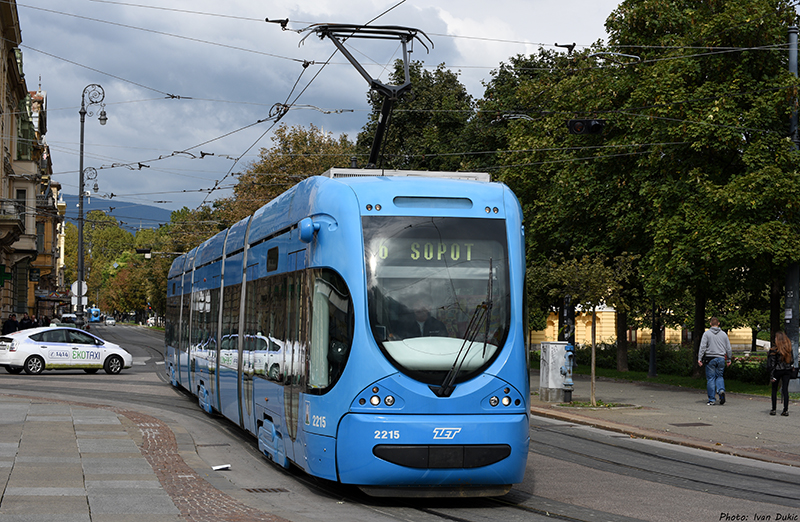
[432,427,461,440]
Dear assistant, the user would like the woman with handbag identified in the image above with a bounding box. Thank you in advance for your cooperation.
[767,331,795,416]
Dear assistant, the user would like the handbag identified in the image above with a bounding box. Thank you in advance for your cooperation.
[791,367,799,380]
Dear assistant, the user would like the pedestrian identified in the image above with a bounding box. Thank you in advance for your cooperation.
[18,313,33,330]
[697,317,732,406]
[1,313,18,334]
[767,331,795,417]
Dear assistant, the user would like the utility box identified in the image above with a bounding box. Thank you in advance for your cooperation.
[539,341,574,402]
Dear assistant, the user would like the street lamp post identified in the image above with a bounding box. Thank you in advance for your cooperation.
[77,84,107,327]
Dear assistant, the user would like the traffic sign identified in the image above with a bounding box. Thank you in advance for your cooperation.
[71,281,88,296]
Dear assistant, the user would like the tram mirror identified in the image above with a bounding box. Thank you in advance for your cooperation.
[299,217,321,243]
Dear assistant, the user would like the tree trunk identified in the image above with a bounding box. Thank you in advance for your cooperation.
[770,276,782,344]
[616,310,629,372]
[693,288,706,377]
[591,305,597,407]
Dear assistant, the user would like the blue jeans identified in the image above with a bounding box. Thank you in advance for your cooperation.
[704,357,726,402]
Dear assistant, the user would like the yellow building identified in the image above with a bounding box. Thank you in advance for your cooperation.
[531,307,756,350]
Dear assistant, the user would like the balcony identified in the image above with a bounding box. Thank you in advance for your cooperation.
[0,200,23,247]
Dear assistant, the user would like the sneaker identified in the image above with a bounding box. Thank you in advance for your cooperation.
[707,401,715,406]
[782,411,789,417]
[719,392,726,405]
[770,410,776,416]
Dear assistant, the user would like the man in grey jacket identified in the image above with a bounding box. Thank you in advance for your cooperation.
[697,317,733,405]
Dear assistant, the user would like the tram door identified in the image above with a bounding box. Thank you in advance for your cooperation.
[284,250,306,452]
[239,263,258,435]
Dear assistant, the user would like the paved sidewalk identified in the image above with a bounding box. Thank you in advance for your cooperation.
[531,371,800,466]
[0,395,286,522]
[1,374,797,521]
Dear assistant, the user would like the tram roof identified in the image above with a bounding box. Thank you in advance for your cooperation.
[320,168,490,182]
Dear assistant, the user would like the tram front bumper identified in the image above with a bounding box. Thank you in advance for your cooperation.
[336,413,528,488]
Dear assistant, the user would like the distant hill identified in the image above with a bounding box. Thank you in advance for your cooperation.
[61,194,173,233]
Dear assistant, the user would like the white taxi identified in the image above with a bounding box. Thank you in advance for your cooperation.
[0,326,133,375]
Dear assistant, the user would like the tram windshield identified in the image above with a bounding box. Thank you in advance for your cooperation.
[364,216,510,386]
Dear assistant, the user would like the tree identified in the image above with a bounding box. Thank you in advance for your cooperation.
[477,48,653,369]
[358,61,474,171]
[605,0,800,358]
[475,1,800,372]
[216,123,356,225]
[543,252,636,404]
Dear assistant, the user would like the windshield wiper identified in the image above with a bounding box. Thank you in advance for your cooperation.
[430,259,493,397]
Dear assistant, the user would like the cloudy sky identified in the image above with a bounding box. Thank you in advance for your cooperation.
[16,0,621,225]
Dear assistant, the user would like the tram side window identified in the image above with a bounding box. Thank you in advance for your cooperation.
[166,293,179,346]
[208,288,220,355]
[180,287,190,353]
[243,275,260,376]
[250,277,283,382]
[221,282,241,368]
[285,272,306,387]
[308,269,353,393]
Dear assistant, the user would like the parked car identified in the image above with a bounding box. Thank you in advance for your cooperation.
[105,317,116,326]
[146,317,155,327]
[0,326,133,375]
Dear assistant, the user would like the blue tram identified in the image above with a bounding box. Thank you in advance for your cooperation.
[88,307,102,323]
[165,168,529,496]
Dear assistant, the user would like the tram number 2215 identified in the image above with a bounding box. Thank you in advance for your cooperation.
[374,430,401,439]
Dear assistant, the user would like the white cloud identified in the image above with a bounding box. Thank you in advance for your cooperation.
[18,0,621,214]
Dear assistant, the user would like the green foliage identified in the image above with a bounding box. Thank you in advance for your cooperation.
[219,123,356,225]
[357,61,474,170]
[570,341,770,384]
[470,0,800,338]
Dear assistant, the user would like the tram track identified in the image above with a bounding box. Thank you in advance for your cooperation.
[4,326,796,521]
[529,422,800,508]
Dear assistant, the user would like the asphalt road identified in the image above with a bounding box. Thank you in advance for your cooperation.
[1,324,797,522]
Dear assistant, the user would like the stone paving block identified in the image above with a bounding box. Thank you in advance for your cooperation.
[0,405,28,425]
[87,492,179,515]
[91,516,181,522]
[74,430,129,439]
[3,487,85,496]
[0,494,89,514]
[0,443,17,457]
[81,458,154,475]
[0,514,89,522]
[28,404,69,415]
[16,455,81,464]
[76,439,139,454]
[85,480,164,490]
[5,463,85,488]
[20,416,72,423]
[83,474,161,482]
[73,417,121,426]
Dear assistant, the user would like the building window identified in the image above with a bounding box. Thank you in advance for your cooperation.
[36,222,44,252]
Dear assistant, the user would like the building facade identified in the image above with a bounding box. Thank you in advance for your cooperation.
[531,308,758,351]
[0,1,64,326]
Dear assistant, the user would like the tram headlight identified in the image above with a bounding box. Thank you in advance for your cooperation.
[489,396,499,407]
[502,396,512,407]
[384,395,395,406]
[370,396,381,406]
